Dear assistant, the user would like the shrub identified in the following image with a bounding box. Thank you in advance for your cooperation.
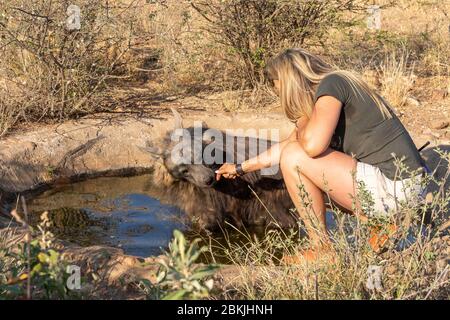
[139,229,219,300]
[0,209,80,299]
[190,0,371,87]
[0,0,154,136]
[377,50,416,110]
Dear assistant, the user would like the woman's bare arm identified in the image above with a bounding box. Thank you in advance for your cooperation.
[242,128,297,172]
[297,95,342,157]
[216,96,341,180]
[216,128,297,180]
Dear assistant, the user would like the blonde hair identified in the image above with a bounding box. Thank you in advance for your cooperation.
[265,48,392,122]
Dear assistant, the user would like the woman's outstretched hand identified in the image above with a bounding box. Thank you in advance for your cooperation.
[215,163,238,181]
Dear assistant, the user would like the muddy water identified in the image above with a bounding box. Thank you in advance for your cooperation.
[26,174,284,262]
[26,174,187,257]
[23,174,342,261]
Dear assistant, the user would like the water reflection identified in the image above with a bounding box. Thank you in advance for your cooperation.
[27,174,185,257]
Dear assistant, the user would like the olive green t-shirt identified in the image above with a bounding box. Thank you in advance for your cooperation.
[314,73,423,180]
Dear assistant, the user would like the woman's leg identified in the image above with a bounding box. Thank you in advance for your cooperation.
[280,142,357,246]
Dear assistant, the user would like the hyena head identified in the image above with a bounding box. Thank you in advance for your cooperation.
[141,109,225,188]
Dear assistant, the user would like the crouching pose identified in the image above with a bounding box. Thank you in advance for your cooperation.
[216,48,426,261]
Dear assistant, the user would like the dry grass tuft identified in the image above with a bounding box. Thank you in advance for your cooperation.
[377,51,416,110]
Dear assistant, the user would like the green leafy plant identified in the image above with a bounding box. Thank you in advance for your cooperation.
[141,229,219,300]
[0,209,79,299]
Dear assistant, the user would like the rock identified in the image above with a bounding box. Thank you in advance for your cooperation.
[430,120,449,130]
[23,141,37,151]
[62,245,160,285]
[406,97,420,107]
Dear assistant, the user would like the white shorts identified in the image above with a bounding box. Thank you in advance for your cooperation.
[355,161,424,217]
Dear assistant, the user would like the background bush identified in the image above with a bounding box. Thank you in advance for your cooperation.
[190,0,371,87]
[0,0,154,135]
[0,0,448,136]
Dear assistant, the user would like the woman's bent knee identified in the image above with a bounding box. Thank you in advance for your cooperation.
[280,141,308,173]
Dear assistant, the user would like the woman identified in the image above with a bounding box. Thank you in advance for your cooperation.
[215,48,426,260]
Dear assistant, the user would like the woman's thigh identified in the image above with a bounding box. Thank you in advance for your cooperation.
[281,142,357,210]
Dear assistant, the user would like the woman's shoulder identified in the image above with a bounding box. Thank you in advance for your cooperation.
[319,72,350,87]
[315,72,351,103]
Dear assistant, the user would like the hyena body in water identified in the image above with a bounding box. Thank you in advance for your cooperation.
[141,109,298,230]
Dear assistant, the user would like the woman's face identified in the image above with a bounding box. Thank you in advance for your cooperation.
[273,80,280,94]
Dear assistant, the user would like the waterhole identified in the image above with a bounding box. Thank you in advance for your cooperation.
[23,174,287,262]
[20,174,368,264]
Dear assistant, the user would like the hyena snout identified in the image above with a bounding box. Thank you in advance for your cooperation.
[185,165,216,188]
[168,163,216,188]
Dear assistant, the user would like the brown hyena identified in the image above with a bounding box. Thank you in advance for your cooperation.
[140,109,298,230]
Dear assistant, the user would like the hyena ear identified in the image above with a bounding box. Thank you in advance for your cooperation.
[171,107,183,129]
[138,141,164,159]
[194,120,208,129]
[202,134,215,145]
[202,127,221,145]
